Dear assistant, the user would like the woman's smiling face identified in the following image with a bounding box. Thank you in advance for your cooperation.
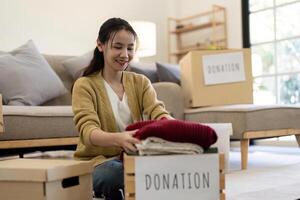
[99,29,136,72]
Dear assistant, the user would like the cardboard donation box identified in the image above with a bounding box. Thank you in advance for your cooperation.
[0,158,93,200]
[179,49,253,107]
[124,153,225,200]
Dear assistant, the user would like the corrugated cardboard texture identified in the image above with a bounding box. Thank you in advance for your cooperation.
[0,158,93,182]
[0,159,93,200]
[0,174,92,200]
[180,49,253,107]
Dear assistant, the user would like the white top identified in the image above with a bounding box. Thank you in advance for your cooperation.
[104,80,132,131]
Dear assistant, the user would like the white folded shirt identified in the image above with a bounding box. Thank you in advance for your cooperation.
[136,137,204,156]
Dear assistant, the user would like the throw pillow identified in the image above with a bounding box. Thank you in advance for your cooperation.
[62,51,93,80]
[156,62,181,85]
[0,40,67,106]
[129,62,159,83]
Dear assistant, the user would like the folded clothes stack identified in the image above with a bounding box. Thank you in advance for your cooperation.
[126,119,218,155]
[136,137,203,156]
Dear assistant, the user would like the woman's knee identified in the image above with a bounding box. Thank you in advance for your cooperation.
[93,159,124,197]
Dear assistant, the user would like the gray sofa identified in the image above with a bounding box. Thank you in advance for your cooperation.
[0,55,77,150]
[0,54,185,151]
[1,54,300,169]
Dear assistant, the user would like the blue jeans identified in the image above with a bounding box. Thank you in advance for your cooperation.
[93,159,124,200]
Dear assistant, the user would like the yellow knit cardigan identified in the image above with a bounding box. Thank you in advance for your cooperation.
[72,71,170,165]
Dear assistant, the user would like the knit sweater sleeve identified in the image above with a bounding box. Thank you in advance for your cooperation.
[72,78,101,146]
[140,76,170,120]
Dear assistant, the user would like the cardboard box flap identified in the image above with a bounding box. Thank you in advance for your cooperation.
[0,159,93,182]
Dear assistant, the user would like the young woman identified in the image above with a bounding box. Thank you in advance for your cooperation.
[72,18,171,200]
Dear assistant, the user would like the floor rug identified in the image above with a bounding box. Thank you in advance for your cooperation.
[227,146,300,200]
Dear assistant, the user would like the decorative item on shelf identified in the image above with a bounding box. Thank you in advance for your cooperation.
[168,5,227,63]
[207,44,225,50]
[175,24,184,29]
[175,23,194,31]
[129,21,156,61]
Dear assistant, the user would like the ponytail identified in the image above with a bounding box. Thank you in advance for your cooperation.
[82,47,104,77]
[71,47,104,94]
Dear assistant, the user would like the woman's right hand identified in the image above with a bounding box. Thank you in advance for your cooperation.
[115,130,141,153]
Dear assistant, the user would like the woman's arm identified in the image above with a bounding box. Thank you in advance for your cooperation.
[72,78,102,146]
[72,77,140,152]
[89,129,140,152]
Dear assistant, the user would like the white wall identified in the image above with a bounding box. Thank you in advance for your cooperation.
[0,0,242,62]
[0,0,173,62]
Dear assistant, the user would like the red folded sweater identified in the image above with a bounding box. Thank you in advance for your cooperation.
[126,120,157,131]
[126,119,217,149]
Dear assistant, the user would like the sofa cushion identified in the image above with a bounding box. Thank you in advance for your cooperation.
[129,62,159,83]
[42,54,74,105]
[0,106,78,140]
[152,82,184,119]
[62,51,93,80]
[156,62,181,85]
[184,104,300,139]
[0,40,67,106]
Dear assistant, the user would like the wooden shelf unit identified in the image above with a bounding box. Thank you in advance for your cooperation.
[168,5,227,63]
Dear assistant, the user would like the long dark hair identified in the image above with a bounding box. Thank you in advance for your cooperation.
[82,18,138,77]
